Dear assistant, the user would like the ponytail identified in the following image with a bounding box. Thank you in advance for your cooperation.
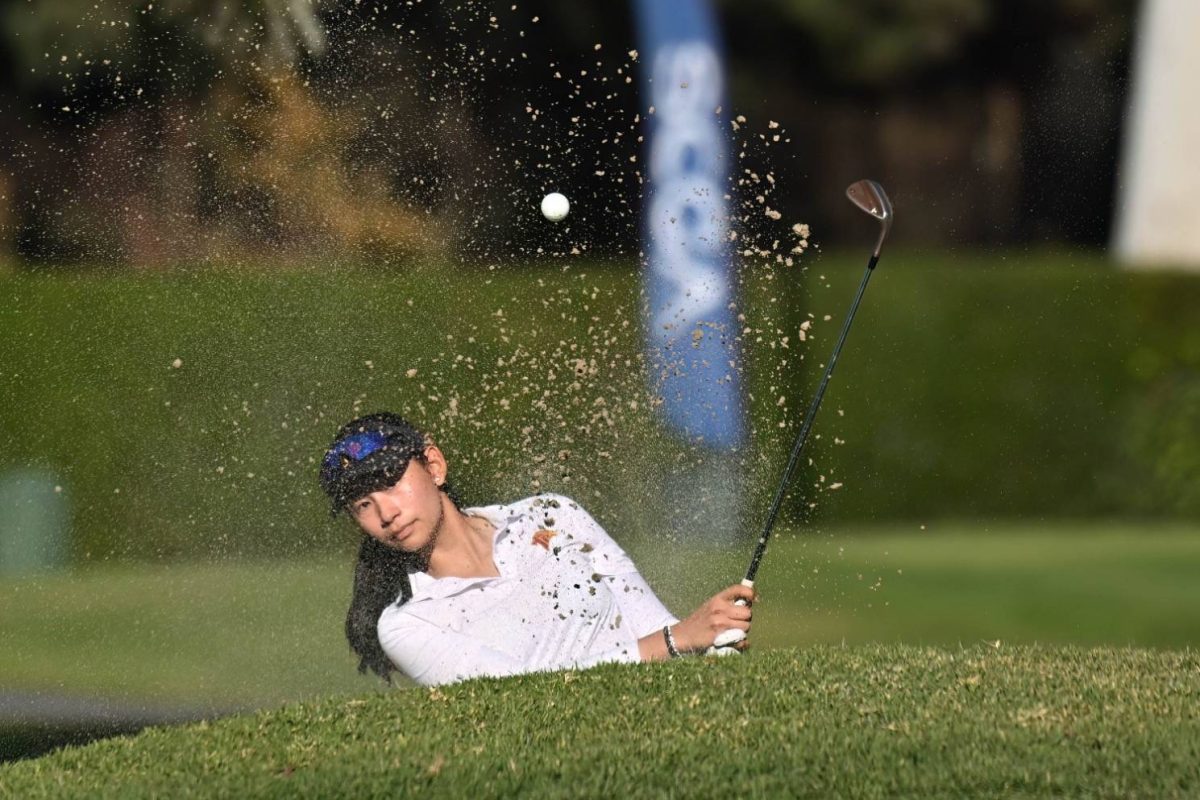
[345,535,414,681]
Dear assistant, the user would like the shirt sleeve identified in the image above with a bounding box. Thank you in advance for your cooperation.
[379,602,643,686]
[378,606,527,687]
[543,494,679,639]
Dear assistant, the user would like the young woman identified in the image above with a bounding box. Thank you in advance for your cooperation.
[321,412,754,687]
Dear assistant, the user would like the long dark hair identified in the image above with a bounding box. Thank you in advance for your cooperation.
[345,478,464,682]
[346,535,415,681]
[318,412,464,682]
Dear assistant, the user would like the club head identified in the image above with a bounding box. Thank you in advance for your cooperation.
[846,179,893,257]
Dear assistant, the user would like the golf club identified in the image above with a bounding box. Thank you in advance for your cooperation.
[708,179,894,655]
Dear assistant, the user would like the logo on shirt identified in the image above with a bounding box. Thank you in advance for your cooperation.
[532,529,558,550]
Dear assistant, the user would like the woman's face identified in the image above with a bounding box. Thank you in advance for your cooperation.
[348,445,449,552]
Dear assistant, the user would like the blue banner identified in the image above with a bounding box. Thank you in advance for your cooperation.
[633,0,745,449]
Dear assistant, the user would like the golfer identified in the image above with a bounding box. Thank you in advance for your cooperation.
[321,412,754,687]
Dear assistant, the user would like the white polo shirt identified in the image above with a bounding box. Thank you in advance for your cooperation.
[377,493,678,686]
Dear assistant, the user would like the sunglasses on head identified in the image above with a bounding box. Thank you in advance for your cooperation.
[322,431,420,476]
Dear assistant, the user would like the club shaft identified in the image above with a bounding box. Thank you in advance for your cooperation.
[742,253,880,584]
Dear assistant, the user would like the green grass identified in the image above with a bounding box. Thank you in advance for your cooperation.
[3,522,1198,711]
[5,254,1199,788]
[2,645,1198,798]
[3,251,1199,565]
[743,522,1200,650]
[0,558,369,710]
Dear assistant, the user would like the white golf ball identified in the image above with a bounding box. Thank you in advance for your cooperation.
[540,192,570,222]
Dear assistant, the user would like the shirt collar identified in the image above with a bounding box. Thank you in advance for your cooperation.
[405,503,527,600]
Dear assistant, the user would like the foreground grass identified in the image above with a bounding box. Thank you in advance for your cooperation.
[2,646,1198,798]
[2,523,1198,710]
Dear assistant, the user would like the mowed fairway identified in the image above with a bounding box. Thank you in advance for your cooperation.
[2,523,1199,795]
[2,646,1198,798]
[738,522,1200,650]
[1,522,1198,709]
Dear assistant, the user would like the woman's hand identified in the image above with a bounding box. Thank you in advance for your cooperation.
[671,583,755,653]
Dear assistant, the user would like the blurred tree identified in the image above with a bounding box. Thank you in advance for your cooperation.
[720,0,1137,246]
[1,0,442,265]
[159,0,326,66]
[728,0,1133,89]
[0,7,13,261]
[0,0,1143,260]
[730,0,992,87]
[2,0,323,88]
[0,167,11,259]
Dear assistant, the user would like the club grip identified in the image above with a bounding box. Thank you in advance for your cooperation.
[705,580,754,654]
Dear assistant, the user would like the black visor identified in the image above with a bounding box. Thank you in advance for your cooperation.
[319,414,427,516]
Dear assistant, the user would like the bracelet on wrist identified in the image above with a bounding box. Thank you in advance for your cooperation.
[663,625,682,658]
